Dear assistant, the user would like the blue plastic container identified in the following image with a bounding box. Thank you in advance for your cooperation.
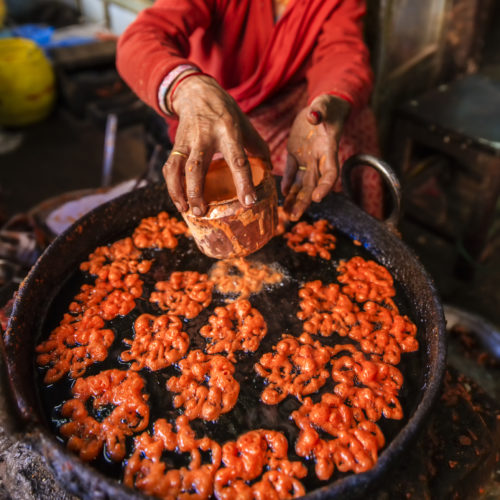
[12,24,54,47]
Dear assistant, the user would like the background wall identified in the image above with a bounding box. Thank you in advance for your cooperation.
[5,0,150,34]
[77,0,151,34]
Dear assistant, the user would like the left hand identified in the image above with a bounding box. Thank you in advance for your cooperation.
[282,94,351,221]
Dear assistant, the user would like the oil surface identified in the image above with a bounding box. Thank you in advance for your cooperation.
[36,212,422,495]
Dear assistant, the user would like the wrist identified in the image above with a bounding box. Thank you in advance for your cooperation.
[158,65,198,116]
[324,94,351,122]
[166,70,206,115]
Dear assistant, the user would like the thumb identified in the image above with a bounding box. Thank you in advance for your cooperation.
[307,94,351,127]
[306,95,328,125]
[307,109,323,126]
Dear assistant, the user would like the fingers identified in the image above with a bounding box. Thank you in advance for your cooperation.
[219,125,256,207]
[283,181,301,215]
[163,147,189,212]
[308,94,351,127]
[312,150,339,203]
[285,165,318,221]
[283,153,338,220]
[185,148,213,216]
[226,150,256,207]
[163,144,214,215]
[281,154,299,196]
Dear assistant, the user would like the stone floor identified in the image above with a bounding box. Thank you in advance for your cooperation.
[0,356,78,500]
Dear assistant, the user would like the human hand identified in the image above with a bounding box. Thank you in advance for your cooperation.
[162,73,270,216]
[281,95,351,221]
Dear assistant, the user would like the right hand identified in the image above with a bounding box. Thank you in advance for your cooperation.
[163,73,270,216]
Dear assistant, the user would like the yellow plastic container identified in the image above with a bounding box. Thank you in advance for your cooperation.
[0,37,56,126]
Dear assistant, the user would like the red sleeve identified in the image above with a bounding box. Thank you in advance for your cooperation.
[116,0,214,117]
[306,0,373,109]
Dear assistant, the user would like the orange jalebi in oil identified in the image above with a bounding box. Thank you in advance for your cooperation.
[200,299,267,362]
[255,333,331,404]
[214,429,307,500]
[78,237,151,319]
[208,258,283,300]
[37,237,152,383]
[337,256,395,303]
[292,393,385,479]
[350,300,419,363]
[150,271,213,319]
[284,219,336,259]
[297,280,358,337]
[36,313,114,383]
[70,280,142,320]
[60,369,149,462]
[124,416,222,500]
[132,211,189,249]
[121,313,190,371]
[166,350,239,421]
[329,344,403,392]
[80,236,150,279]
[329,344,404,421]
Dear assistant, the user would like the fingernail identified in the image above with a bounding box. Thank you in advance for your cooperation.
[192,206,202,216]
[310,110,322,123]
[245,194,256,206]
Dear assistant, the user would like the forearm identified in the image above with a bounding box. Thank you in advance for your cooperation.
[116,0,212,116]
[306,0,373,109]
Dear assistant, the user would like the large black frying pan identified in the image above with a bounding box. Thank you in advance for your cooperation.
[2,155,446,499]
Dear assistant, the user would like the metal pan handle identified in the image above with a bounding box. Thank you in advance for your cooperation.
[341,153,402,228]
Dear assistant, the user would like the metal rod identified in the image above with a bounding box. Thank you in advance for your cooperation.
[102,113,118,187]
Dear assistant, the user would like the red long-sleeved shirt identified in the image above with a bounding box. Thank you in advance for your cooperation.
[117,0,373,117]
